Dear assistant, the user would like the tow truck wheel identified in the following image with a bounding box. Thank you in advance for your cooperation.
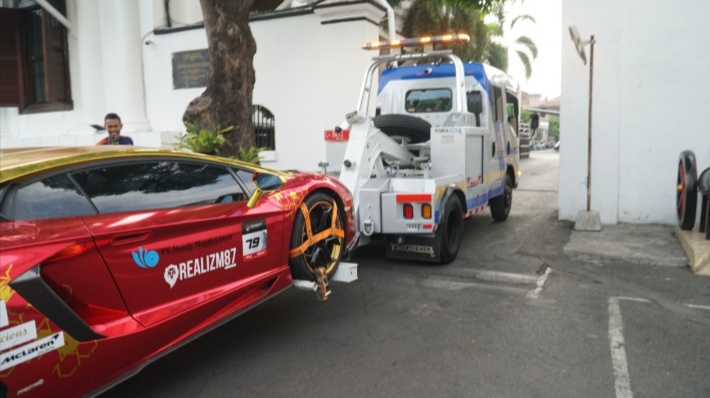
[677,150,697,231]
[373,114,431,144]
[490,174,513,221]
[289,192,344,281]
[438,195,463,264]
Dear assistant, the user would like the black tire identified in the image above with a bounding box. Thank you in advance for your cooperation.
[372,114,431,144]
[437,195,463,264]
[490,174,513,221]
[677,150,697,231]
[289,192,345,281]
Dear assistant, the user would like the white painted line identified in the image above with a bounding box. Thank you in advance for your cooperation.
[684,304,710,311]
[476,271,538,285]
[608,297,650,398]
[608,297,633,398]
[526,266,552,299]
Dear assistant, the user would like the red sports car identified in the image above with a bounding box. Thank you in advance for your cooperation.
[0,147,357,398]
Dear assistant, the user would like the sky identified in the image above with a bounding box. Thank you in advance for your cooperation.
[502,0,562,99]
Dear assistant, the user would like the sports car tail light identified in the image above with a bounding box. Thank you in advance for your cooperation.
[403,204,414,219]
[421,204,432,219]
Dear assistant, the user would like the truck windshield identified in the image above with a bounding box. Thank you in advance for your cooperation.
[405,89,452,113]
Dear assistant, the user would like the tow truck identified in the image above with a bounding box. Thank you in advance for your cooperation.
[322,34,522,264]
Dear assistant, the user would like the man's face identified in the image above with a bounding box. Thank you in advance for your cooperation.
[105,118,122,138]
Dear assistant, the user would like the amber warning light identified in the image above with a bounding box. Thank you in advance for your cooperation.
[362,33,471,50]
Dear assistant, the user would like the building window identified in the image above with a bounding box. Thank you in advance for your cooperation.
[252,105,275,150]
[0,0,72,113]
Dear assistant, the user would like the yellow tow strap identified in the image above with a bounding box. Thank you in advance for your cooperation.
[289,201,344,258]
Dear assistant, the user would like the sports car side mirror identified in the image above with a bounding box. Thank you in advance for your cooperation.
[247,172,284,208]
[254,173,283,191]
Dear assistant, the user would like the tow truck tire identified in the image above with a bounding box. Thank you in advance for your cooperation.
[438,195,463,264]
[373,114,431,144]
[677,150,697,231]
[289,192,344,281]
[490,174,513,222]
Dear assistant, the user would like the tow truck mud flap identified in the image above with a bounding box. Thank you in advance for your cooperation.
[385,235,441,262]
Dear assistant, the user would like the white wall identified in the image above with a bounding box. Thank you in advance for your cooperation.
[1,0,384,173]
[560,0,710,225]
[0,0,102,147]
[250,7,382,171]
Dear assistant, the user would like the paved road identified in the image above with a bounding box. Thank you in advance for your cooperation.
[102,150,710,398]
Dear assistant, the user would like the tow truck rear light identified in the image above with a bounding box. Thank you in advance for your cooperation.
[362,33,470,50]
[403,204,414,219]
[421,204,432,219]
[324,129,350,141]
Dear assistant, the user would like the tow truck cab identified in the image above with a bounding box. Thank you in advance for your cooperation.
[376,62,521,183]
[328,35,521,263]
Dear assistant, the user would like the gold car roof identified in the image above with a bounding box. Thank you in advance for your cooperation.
[0,146,289,183]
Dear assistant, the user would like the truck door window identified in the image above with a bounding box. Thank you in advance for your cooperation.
[492,86,504,123]
[506,91,520,135]
[405,89,452,113]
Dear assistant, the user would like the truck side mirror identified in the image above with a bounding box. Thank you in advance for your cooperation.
[530,113,540,130]
[467,91,483,115]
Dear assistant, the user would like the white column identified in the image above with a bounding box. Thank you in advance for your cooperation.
[97,0,150,132]
[73,0,105,130]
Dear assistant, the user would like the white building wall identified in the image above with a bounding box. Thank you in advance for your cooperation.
[560,0,710,225]
[250,8,381,171]
[1,0,384,173]
[0,0,101,147]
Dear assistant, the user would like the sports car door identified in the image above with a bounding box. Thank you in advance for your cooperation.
[73,160,290,327]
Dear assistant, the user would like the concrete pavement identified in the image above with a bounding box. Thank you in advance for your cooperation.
[563,222,695,269]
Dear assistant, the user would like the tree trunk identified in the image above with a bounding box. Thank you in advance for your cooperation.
[183,0,256,157]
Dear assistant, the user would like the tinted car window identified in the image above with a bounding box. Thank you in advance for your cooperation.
[72,161,246,214]
[234,169,255,194]
[13,174,96,220]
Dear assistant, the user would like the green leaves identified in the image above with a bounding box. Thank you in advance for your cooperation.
[179,121,264,164]
[232,146,267,164]
[179,121,232,155]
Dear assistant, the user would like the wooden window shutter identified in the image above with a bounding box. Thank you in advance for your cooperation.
[0,8,22,107]
[43,5,71,104]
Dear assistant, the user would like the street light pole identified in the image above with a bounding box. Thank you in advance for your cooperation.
[586,35,595,212]
[569,26,601,231]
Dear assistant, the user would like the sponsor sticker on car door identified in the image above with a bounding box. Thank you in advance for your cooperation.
[242,219,267,261]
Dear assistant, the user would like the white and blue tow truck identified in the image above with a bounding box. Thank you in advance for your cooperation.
[323,34,522,263]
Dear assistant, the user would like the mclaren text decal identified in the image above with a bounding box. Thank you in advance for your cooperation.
[242,219,268,261]
[0,332,65,371]
[163,247,237,288]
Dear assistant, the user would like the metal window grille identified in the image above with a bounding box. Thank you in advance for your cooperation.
[252,105,275,150]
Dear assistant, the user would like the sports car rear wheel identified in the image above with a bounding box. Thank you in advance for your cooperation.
[289,192,345,281]
[677,150,698,230]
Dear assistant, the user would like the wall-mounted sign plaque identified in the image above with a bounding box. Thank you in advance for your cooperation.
[172,49,210,89]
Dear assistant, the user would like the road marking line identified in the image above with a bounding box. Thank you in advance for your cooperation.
[526,266,552,299]
[608,297,650,398]
[476,271,538,285]
[684,304,710,311]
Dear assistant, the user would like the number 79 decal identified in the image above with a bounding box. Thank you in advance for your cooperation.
[242,219,268,261]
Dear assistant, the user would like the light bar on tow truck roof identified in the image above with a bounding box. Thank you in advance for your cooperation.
[361,33,471,50]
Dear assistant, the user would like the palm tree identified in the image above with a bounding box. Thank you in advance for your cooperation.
[386,0,523,71]
[397,0,491,63]
[490,8,538,79]
[385,1,536,77]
